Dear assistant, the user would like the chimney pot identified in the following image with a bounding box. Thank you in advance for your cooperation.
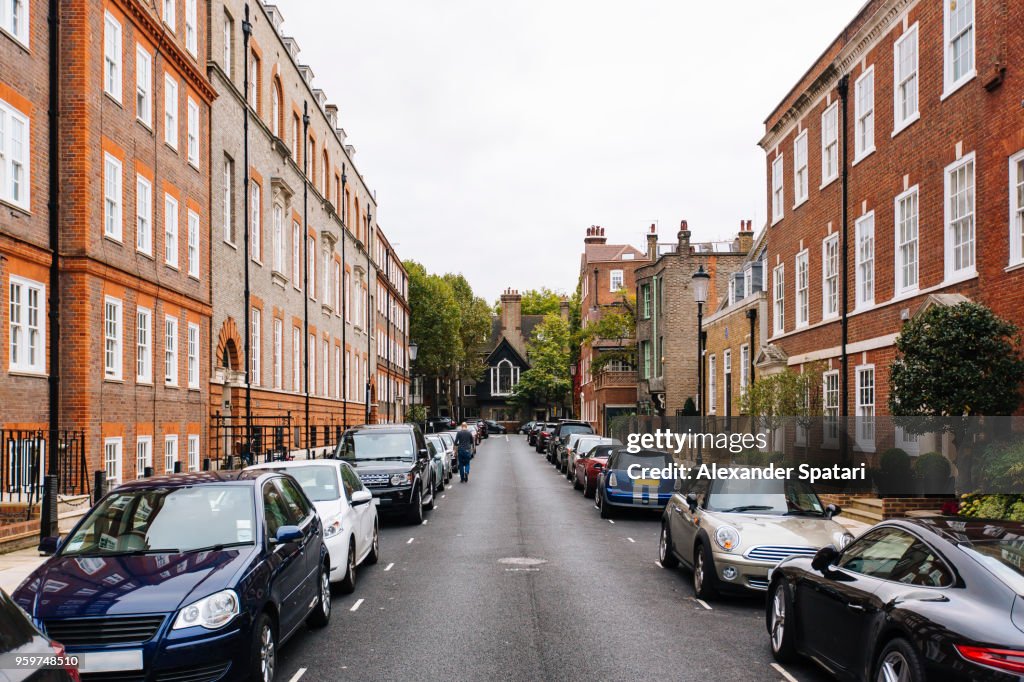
[681,220,688,231]
[650,223,656,233]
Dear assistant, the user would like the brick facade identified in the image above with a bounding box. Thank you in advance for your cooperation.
[374,229,410,423]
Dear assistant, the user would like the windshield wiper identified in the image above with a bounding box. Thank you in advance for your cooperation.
[66,548,180,557]
[785,509,824,516]
[180,541,255,554]
[720,505,776,513]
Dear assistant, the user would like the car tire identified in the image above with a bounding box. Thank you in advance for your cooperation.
[582,476,593,498]
[366,521,380,565]
[338,542,357,594]
[250,612,276,682]
[307,561,332,628]
[406,487,424,525]
[572,472,582,491]
[436,472,445,493]
[874,639,925,682]
[767,580,797,663]
[599,491,614,519]
[659,524,680,569]
[692,542,719,600]
[424,485,435,511]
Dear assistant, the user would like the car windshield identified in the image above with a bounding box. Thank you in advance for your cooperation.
[61,485,256,556]
[559,424,593,437]
[705,478,824,515]
[339,432,416,461]
[961,540,1024,594]
[578,438,619,455]
[613,451,672,469]
[269,466,340,502]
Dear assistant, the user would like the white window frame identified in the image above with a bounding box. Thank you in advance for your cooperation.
[855,212,875,309]
[307,236,316,301]
[104,153,123,241]
[103,296,123,380]
[0,0,29,46]
[334,346,341,399]
[308,334,316,396]
[490,358,519,397]
[136,174,152,255]
[793,130,808,206]
[1011,150,1024,267]
[164,434,178,474]
[251,307,261,387]
[136,436,152,479]
[8,276,45,374]
[104,12,122,102]
[0,100,31,211]
[322,338,329,397]
[250,182,261,263]
[708,354,717,413]
[162,0,176,33]
[187,434,199,472]
[273,318,283,390]
[822,370,840,448]
[855,365,876,451]
[739,344,749,396]
[771,154,784,224]
[292,221,302,290]
[944,152,977,282]
[187,209,199,278]
[772,263,785,335]
[185,0,197,56]
[164,193,178,268]
[164,74,178,149]
[222,12,232,77]
[164,315,178,386]
[943,0,975,98]
[895,185,920,294]
[136,307,152,384]
[854,66,875,162]
[820,101,839,187]
[186,97,199,168]
[822,234,839,319]
[292,327,300,392]
[223,157,234,245]
[136,45,152,127]
[893,23,919,134]
[609,269,624,292]
[104,437,123,485]
[795,250,809,327]
[272,204,284,274]
[187,322,199,389]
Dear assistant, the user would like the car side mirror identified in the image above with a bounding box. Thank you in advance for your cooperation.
[686,493,699,512]
[418,448,430,460]
[811,545,839,573]
[274,525,303,544]
[38,536,61,556]
[825,503,842,519]
[351,490,373,507]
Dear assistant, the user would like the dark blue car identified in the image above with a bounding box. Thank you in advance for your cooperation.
[595,448,675,518]
[13,471,331,682]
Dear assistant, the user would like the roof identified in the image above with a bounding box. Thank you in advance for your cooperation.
[583,243,647,264]
[484,314,545,352]
[114,470,266,490]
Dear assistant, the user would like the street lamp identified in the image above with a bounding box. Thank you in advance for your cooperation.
[409,341,419,363]
[692,265,710,466]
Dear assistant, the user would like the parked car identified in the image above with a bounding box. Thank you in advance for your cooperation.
[436,431,458,476]
[546,420,594,463]
[595,448,674,518]
[424,435,449,491]
[483,419,507,435]
[527,423,546,447]
[565,436,620,479]
[15,471,331,682]
[554,432,588,472]
[247,459,379,592]
[767,517,1024,682]
[518,421,536,435]
[476,420,489,439]
[0,587,79,681]
[336,424,435,525]
[535,423,557,453]
[573,443,618,497]
[425,416,454,433]
[660,474,852,600]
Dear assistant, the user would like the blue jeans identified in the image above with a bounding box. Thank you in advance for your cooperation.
[458,450,472,480]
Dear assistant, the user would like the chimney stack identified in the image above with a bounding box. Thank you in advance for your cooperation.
[677,219,691,251]
[584,225,607,245]
[559,296,570,321]
[500,288,525,355]
[738,219,754,253]
[646,223,658,261]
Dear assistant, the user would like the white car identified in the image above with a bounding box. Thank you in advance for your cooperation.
[247,459,379,592]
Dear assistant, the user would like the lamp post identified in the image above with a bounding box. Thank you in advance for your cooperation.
[569,363,577,419]
[692,265,710,465]
[409,341,421,433]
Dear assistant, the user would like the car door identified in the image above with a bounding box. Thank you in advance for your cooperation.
[673,478,708,565]
[263,479,306,635]
[797,527,917,674]
[340,463,370,557]
[274,477,319,618]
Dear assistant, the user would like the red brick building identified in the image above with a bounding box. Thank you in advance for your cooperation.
[577,225,649,435]
[760,0,1024,456]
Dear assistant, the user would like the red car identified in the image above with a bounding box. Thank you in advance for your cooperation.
[573,443,620,497]
[535,423,557,453]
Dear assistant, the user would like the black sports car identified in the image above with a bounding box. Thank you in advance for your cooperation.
[766,516,1024,681]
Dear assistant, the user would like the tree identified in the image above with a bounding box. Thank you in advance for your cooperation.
[741,369,806,450]
[582,291,636,374]
[889,301,1024,490]
[494,287,565,317]
[443,273,492,384]
[510,314,572,416]
[405,261,461,412]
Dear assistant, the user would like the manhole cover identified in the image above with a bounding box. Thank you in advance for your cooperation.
[498,557,547,566]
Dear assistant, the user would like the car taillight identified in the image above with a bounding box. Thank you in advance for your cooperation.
[956,645,1024,674]
[51,641,82,682]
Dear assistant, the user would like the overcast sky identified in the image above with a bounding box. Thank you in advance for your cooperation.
[274,0,863,303]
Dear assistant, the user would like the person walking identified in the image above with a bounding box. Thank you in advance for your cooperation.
[454,421,475,483]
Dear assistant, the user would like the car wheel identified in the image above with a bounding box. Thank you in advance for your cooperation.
[338,542,357,594]
[874,639,925,682]
[406,487,424,525]
[366,521,380,565]
[693,542,718,600]
[599,491,614,519]
[250,612,276,682]
[572,471,583,491]
[436,472,444,493]
[768,580,797,662]
[659,524,679,569]
[307,561,332,628]
[583,476,593,498]
[424,485,435,511]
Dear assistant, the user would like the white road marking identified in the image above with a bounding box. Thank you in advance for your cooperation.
[771,663,799,682]
[627,537,635,543]
[407,537,415,544]
[349,599,364,612]
[608,519,615,524]
[421,520,428,525]
[384,563,394,571]
[695,599,712,610]
[505,435,509,442]
[654,561,663,568]
[287,669,307,682]
[446,486,453,490]
[441,494,446,499]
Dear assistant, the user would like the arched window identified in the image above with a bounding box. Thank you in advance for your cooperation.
[490,359,519,396]
[270,77,282,137]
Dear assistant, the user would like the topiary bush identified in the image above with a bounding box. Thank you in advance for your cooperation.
[914,452,952,495]
[972,440,1024,492]
[878,448,914,496]
[681,397,698,416]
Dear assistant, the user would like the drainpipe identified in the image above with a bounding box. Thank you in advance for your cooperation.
[341,167,347,428]
[242,5,253,457]
[302,102,310,455]
[365,210,372,424]
[837,74,850,461]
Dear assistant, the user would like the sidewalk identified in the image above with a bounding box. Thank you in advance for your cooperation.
[836,515,872,537]
[0,548,46,594]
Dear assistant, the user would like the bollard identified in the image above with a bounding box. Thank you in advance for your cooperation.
[93,470,106,505]
[202,458,211,471]
[173,461,182,474]
[39,474,59,540]
[144,466,153,478]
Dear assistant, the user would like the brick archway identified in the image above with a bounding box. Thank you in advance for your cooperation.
[215,318,243,371]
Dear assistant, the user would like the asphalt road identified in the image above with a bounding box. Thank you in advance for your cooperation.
[276,435,834,682]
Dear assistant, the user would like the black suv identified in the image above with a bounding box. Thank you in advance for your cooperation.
[547,420,595,464]
[483,419,507,435]
[425,416,454,433]
[336,424,435,524]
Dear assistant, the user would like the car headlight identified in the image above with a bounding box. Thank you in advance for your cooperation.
[390,473,412,486]
[173,589,239,630]
[714,525,740,552]
[323,514,344,539]
[833,531,854,550]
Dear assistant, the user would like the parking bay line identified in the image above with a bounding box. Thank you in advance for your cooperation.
[627,537,635,543]
[407,537,415,544]
[695,598,712,611]
[771,663,798,682]
[349,599,364,612]
[384,563,394,571]
[288,669,307,682]
[608,519,615,524]
[422,519,428,525]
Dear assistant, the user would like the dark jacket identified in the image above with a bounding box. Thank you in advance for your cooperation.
[455,429,475,453]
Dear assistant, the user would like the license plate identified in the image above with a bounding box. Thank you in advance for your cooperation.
[77,649,144,673]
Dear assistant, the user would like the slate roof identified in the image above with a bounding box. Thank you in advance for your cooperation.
[484,314,545,354]
[582,243,647,264]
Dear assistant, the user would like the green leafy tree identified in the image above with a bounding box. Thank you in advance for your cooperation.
[443,273,492,384]
[889,301,1024,491]
[740,369,806,447]
[510,314,572,417]
[582,291,636,374]
[405,261,461,413]
[494,287,566,317]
